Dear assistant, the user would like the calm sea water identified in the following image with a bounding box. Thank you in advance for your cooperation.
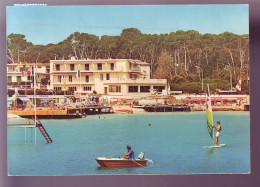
[8,112,250,175]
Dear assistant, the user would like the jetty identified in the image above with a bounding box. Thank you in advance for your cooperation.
[143,105,191,112]
[67,106,114,115]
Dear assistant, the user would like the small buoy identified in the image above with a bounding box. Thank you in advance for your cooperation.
[148,123,151,126]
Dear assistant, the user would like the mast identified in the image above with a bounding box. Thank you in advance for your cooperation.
[34,62,37,144]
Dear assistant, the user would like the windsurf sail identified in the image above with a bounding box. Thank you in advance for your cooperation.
[206,85,214,143]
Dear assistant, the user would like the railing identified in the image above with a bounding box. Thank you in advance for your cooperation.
[129,67,141,72]
[94,66,123,71]
[52,66,123,72]
[7,70,22,73]
[53,80,94,84]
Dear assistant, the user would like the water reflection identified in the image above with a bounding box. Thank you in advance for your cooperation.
[96,166,134,174]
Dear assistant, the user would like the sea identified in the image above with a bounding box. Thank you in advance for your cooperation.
[8,111,250,175]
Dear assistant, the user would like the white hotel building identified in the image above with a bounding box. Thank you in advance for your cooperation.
[7,63,50,89]
[49,59,167,96]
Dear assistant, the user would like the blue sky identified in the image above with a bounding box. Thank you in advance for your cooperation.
[7,5,249,45]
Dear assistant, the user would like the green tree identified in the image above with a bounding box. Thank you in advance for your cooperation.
[153,50,173,83]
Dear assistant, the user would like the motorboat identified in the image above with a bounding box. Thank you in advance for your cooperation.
[96,152,147,167]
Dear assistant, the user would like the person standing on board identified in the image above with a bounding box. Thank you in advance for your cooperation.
[121,145,135,159]
[213,121,222,146]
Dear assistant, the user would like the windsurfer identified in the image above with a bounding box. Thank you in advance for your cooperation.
[121,145,135,159]
[213,121,222,146]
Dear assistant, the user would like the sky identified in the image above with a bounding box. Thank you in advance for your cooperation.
[7,5,249,45]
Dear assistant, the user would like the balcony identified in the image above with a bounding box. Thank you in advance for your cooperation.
[7,69,22,73]
[94,66,123,72]
[129,67,141,72]
[35,67,48,74]
[53,80,94,85]
[52,66,123,73]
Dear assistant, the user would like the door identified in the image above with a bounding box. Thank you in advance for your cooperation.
[104,87,108,95]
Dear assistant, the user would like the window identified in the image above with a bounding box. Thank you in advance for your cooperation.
[85,75,89,82]
[69,87,77,91]
[70,64,74,71]
[100,74,103,81]
[27,76,31,81]
[140,86,150,92]
[130,74,138,80]
[106,73,110,80]
[8,76,12,82]
[85,64,89,71]
[54,87,62,91]
[58,76,61,83]
[128,86,138,93]
[153,86,165,92]
[55,64,60,71]
[69,76,73,82]
[17,76,21,83]
[111,63,114,70]
[109,85,121,92]
[84,86,92,91]
[98,63,102,70]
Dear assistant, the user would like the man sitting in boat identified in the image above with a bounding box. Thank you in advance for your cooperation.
[121,145,135,159]
[213,121,222,146]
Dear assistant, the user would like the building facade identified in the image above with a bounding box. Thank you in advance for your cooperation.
[49,59,167,96]
[7,63,50,90]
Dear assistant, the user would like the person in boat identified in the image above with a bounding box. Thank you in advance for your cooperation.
[121,145,135,159]
[213,121,222,146]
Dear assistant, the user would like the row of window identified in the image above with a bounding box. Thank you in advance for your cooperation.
[128,86,165,93]
[56,74,110,83]
[8,76,34,82]
[8,76,20,82]
[129,86,150,92]
[53,85,165,93]
[55,63,115,71]
[54,87,92,91]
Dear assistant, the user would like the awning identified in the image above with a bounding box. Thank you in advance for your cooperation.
[18,96,30,102]
[39,98,56,101]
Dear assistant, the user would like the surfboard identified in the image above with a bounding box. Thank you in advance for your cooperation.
[206,144,226,149]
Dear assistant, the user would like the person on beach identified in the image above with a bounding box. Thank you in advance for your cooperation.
[121,145,135,159]
[213,121,222,146]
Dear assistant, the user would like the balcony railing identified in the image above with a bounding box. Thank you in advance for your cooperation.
[53,66,123,72]
[129,67,141,72]
[7,70,22,73]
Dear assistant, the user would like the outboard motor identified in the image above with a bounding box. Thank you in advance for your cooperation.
[138,152,145,160]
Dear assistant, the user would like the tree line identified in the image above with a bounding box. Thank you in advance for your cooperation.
[7,28,249,93]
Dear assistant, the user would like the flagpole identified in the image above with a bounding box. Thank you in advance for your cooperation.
[34,62,37,144]
[25,64,27,95]
[78,64,82,114]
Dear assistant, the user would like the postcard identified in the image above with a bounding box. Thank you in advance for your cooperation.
[6,4,249,175]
